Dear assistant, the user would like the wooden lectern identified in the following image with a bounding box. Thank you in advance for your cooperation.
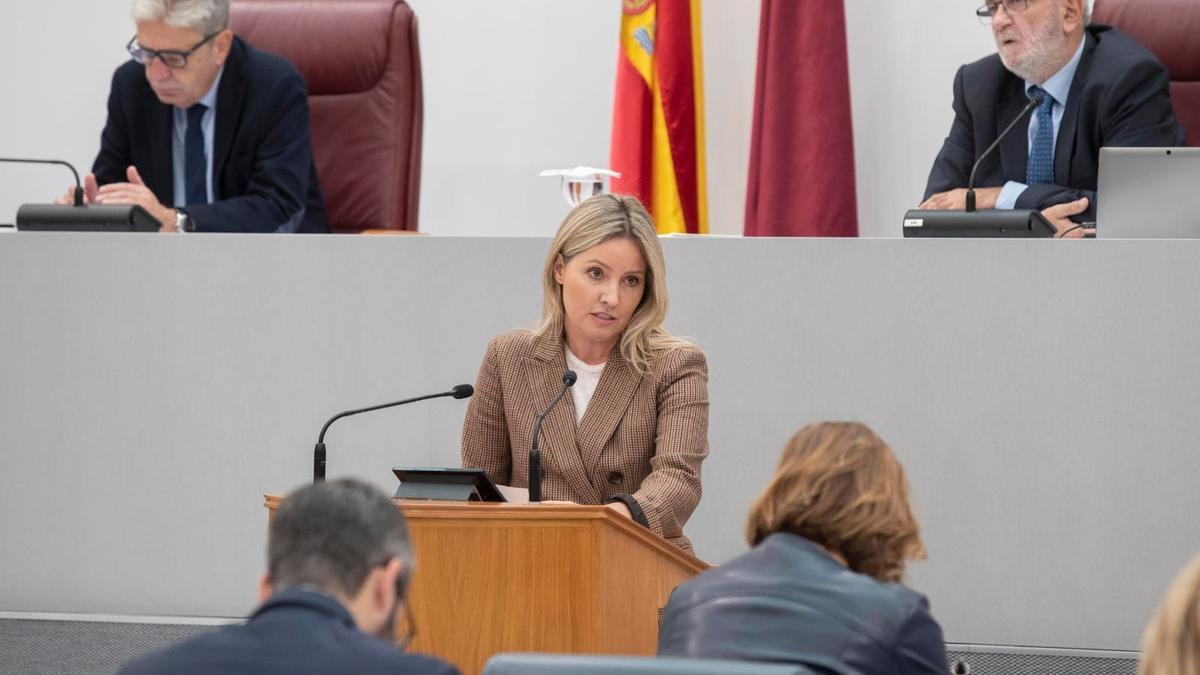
[263,497,709,675]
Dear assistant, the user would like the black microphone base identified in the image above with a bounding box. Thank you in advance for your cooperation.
[902,209,1056,238]
[16,204,160,232]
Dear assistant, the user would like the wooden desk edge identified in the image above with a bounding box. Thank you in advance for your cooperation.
[263,494,709,573]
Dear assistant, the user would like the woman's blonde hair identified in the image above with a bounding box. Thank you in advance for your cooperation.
[536,193,687,376]
[1139,552,1200,675]
[745,421,926,583]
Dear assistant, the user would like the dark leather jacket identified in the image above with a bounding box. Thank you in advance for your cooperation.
[658,533,947,675]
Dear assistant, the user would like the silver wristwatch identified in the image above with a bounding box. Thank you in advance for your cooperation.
[174,209,195,233]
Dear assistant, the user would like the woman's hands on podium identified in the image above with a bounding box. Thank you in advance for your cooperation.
[604,501,632,519]
[539,499,632,519]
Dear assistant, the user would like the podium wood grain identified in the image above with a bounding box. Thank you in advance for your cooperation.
[264,496,708,675]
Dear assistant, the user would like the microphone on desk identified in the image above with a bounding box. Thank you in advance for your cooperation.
[313,384,474,482]
[0,156,159,231]
[0,157,85,205]
[529,370,576,503]
[902,94,1055,238]
[965,94,1044,212]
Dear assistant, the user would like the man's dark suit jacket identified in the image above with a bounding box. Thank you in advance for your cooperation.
[117,589,458,675]
[924,25,1185,220]
[658,533,947,675]
[94,36,328,233]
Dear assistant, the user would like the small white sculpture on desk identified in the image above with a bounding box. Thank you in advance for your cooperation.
[539,167,621,207]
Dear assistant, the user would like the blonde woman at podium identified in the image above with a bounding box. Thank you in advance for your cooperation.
[461,194,709,552]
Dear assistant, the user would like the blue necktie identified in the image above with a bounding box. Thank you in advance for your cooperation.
[185,103,208,205]
[1026,86,1055,186]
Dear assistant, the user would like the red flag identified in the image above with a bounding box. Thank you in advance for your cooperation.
[611,0,707,234]
[744,0,858,237]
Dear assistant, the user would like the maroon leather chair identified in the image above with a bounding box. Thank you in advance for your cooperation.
[1093,0,1200,146]
[231,0,423,232]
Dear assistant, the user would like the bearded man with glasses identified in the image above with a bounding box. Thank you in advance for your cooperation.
[55,0,327,233]
[920,0,1183,235]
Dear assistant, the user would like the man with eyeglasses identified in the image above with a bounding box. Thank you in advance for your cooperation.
[56,0,327,233]
[920,0,1183,235]
[117,479,458,675]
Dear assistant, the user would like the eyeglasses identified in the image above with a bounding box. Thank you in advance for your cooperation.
[976,0,1032,24]
[126,32,219,69]
[395,600,418,652]
[389,559,417,651]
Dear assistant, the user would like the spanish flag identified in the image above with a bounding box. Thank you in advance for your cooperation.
[611,0,707,235]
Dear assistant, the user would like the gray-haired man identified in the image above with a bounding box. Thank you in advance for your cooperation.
[920,0,1183,233]
[59,0,327,233]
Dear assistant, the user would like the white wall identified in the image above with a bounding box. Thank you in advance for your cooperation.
[0,2,1002,235]
[0,1,129,221]
[404,0,618,235]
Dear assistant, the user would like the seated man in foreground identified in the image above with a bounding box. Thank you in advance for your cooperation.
[59,0,327,233]
[921,0,1184,229]
[119,479,458,675]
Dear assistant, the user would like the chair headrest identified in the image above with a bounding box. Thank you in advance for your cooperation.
[1093,0,1200,81]
[230,0,412,95]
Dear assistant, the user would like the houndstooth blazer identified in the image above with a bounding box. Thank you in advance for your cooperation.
[461,328,709,552]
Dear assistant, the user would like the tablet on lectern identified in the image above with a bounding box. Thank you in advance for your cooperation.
[391,467,507,502]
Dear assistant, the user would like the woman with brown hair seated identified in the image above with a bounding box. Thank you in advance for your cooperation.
[657,421,946,674]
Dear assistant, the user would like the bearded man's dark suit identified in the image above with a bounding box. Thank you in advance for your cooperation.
[117,589,458,675]
[93,36,327,233]
[924,25,1185,221]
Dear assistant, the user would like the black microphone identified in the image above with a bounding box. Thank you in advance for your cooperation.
[1,157,85,206]
[313,384,474,482]
[1,156,159,231]
[965,94,1044,212]
[902,94,1056,238]
[529,370,577,503]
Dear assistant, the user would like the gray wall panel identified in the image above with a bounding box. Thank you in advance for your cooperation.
[0,617,223,675]
[2,233,1198,652]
